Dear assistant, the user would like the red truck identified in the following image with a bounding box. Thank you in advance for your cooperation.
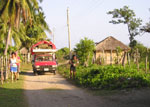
[31,41,57,75]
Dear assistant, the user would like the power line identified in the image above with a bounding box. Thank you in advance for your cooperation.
[85,0,105,15]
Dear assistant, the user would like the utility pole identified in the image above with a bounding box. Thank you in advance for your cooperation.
[52,28,55,44]
[67,7,72,59]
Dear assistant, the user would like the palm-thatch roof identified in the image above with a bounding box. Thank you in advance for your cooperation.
[96,36,130,51]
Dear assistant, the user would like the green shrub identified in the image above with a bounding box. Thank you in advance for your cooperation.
[58,64,150,90]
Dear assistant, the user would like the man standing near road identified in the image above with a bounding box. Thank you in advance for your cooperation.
[70,55,78,79]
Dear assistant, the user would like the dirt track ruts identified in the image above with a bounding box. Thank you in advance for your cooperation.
[24,71,150,107]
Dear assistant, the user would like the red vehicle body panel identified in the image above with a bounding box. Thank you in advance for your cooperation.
[35,61,57,66]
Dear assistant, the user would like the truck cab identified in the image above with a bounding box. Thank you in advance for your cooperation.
[31,41,57,75]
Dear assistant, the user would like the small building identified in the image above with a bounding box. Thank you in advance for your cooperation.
[20,47,29,55]
[20,47,30,63]
[95,36,130,65]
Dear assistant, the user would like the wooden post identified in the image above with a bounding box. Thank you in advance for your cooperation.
[116,49,119,64]
[122,51,126,67]
[27,52,31,63]
[145,48,148,73]
[1,56,4,84]
[5,55,9,80]
[127,52,131,67]
[110,50,113,65]
[3,56,6,80]
[92,52,95,64]
[7,55,10,78]
[99,55,102,65]
[136,49,140,71]
[102,49,105,65]
[149,49,150,72]
[133,52,136,63]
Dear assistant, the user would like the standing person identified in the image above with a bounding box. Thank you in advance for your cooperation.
[10,52,18,82]
[15,52,21,80]
[70,55,78,79]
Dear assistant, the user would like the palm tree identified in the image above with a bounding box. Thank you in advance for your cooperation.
[0,0,41,79]
[0,0,40,55]
[22,7,51,50]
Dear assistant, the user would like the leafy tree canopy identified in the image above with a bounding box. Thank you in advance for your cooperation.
[133,42,148,62]
[141,21,150,33]
[141,9,150,33]
[74,37,95,66]
[56,47,70,62]
[107,6,142,49]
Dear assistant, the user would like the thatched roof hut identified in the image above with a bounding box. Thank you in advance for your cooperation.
[95,36,130,65]
[96,36,130,51]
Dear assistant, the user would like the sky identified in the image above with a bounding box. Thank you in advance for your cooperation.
[39,0,150,49]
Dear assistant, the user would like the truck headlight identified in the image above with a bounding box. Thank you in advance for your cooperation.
[52,65,57,67]
[36,65,40,68]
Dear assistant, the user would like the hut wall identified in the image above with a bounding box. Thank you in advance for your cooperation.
[96,50,128,65]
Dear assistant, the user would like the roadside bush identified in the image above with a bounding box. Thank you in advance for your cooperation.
[57,64,70,77]
[58,64,150,90]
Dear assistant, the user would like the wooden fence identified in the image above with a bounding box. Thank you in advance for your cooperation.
[95,48,150,72]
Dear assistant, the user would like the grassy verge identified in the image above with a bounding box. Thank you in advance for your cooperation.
[0,63,32,107]
[20,63,32,72]
[0,74,27,107]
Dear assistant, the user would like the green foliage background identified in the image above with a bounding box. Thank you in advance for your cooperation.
[56,47,70,62]
[107,6,142,49]
[74,37,95,66]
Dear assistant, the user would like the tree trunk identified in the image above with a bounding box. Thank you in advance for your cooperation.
[145,48,148,73]
[15,4,21,29]
[4,25,11,55]
[149,59,150,72]
[127,52,131,67]
[5,55,8,80]
[1,56,4,84]
[122,52,126,67]
[4,25,11,80]
[136,49,140,71]
[84,53,90,67]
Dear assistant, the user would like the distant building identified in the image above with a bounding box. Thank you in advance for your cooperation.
[20,47,28,55]
[20,47,29,63]
[95,36,130,65]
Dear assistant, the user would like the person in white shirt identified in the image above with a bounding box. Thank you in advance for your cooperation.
[10,52,19,82]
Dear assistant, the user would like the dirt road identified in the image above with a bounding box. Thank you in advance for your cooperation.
[24,71,150,107]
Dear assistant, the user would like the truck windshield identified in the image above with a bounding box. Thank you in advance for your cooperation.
[36,56,53,61]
